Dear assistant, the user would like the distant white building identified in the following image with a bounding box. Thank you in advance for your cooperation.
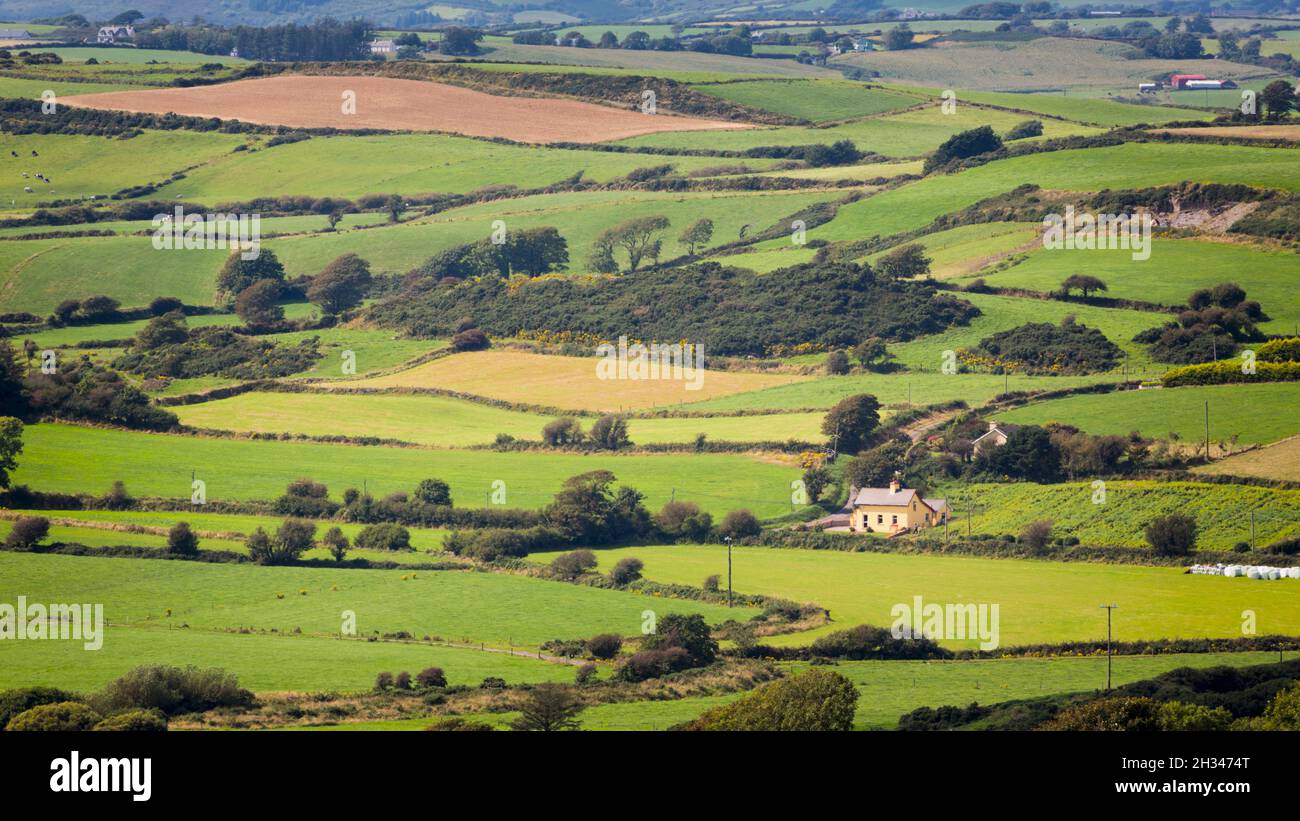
[96,25,134,43]
[370,39,396,55]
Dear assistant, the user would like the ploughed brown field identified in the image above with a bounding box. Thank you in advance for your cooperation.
[62,74,752,143]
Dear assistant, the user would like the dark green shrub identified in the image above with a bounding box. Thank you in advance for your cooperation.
[7,701,101,731]
[610,557,644,585]
[416,667,447,688]
[355,522,411,551]
[676,669,857,731]
[586,633,623,660]
[0,686,78,729]
[90,665,253,716]
[3,515,48,550]
[93,708,167,731]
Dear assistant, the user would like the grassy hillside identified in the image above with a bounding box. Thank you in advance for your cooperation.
[993,383,1300,446]
[0,551,753,650]
[268,189,838,277]
[0,130,251,206]
[154,134,781,202]
[617,101,1098,155]
[680,370,1119,412]
[906,85,1213,126]
[690,79,921,121]
[0,508,452,557]
[12,424,805,517]
[0,624,578,693]
[887,292,1168,371]
[797,142,1300,243]
[959,238,1300,332]
[864,221,1038,279]
[945,479,1300,550]
[173,391,829,445]
[0,235,228,314]
[537,541,1300,646]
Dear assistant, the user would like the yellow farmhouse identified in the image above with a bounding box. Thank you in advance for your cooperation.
[850,479,949,534]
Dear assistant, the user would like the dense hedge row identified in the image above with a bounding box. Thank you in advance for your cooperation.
[1161,359,1300,387]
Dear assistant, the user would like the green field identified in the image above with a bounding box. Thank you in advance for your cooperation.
[42,47,252,65]
[419,651,1292,729]
[680,370,1120,412]
[13,321,439,383]
[296,651,1286,729]
[431,41,836,78]
[11,423,805,517]
[541,542,1300,647]
[0,130,251,207]
[268,189,838,277]
[887,291,1169,371]
[864,220,1038,278]
[0,76,147,99]
[0,624,578,694]
[617,100,1098,156]
[0,235,228,314]
[690,79,921,121]
[993,383,1300,447]
[0,508,452,558]
[943,479,1300,550]
[173,391,828,445]
[959,238,1300,332]
[920,86,1212,126]
[145,134,781,203]
[819,651,1288,729]
[18,313,244,347]
[796,142,1300,244]
[0,551,754,651]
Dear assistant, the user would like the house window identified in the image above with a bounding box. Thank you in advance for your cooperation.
[891,515,898,525]
[876,514,883,525]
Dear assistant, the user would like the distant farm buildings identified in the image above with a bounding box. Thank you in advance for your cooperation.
[369,39,396,55]
[971,421,1019,457]
[96,25,134,43]
[1138,75,1237,93]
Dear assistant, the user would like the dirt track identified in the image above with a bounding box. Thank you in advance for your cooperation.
[63,74,751,144]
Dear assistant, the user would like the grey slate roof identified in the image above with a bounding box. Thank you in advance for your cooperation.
[853,487,917,507]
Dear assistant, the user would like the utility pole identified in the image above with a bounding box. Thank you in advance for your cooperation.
[1099,604,1119,690]
[725,536,733,608]
[1204,400,1210,461]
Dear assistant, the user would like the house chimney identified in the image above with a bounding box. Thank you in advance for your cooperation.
[889,478,900,494]
[988,421,999,431]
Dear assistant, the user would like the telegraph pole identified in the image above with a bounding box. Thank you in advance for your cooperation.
[1204,400,1210,460]
[1099,604,1119,690]
[725,536,733,608]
